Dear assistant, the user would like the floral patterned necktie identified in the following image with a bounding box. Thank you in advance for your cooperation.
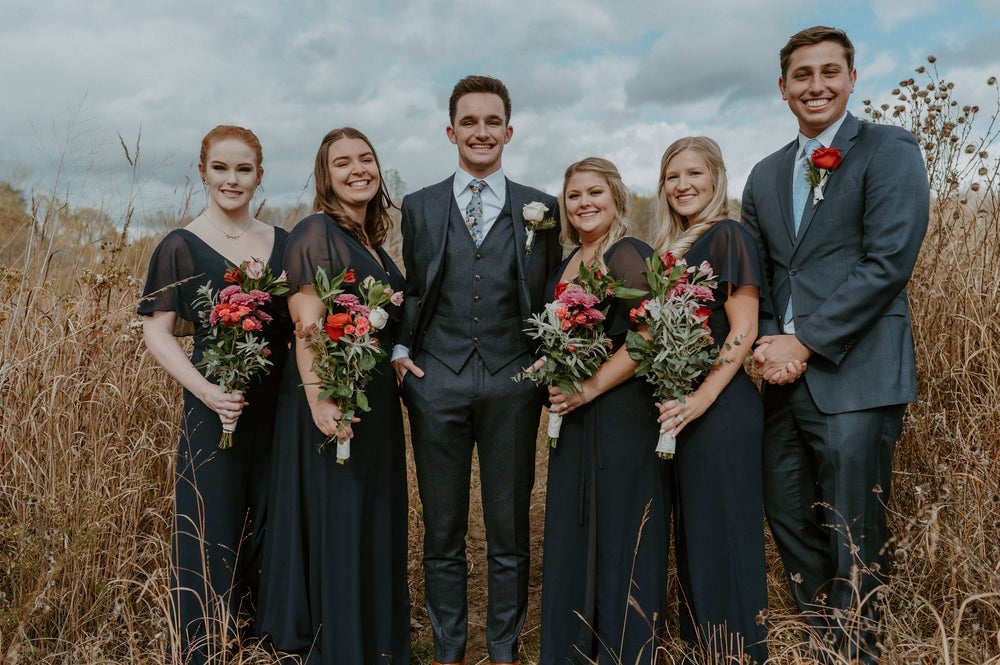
[465,179,487,247]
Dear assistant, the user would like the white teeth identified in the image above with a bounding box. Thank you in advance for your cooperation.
[806,100,828,107]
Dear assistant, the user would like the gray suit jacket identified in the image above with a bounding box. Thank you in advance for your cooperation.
[741,112,929,414]
[398,175,561,356]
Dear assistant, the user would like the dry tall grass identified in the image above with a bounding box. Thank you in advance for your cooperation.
[2,59,999,664]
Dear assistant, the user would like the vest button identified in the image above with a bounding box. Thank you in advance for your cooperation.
[474,317,480,323]
[475,274,482,281]
[476,254,482,260]
[473,337,480,343]
[474,295,481,302]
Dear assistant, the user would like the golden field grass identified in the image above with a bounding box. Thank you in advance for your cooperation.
[1,61,999,663]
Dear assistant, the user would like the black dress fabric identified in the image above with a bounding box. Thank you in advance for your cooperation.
[257,214,410,665]
[673,219,771,663]
[539,237,671,665]
[138,227,291,664]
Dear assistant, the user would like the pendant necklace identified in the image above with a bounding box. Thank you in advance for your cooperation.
[204,209,253,240]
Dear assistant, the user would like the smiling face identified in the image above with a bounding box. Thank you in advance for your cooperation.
[326,136,380,221]
[661,149,715,221]
[779,40,857,138]
[198,138,262,213]
[447,92,513,178]
[564,170,616,244]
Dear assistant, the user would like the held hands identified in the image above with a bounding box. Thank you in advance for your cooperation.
[310,400,360,441]
[548,383,590,417]
[753,335,810,385]
[657,393,711,437]
[392,357,424,385]
[200,383,247,426]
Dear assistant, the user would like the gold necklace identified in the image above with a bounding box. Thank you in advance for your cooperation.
[204,209,253,240]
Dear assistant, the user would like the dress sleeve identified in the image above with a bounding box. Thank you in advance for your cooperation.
[283,214,354,289]
[137,231,199,325]
[704,221,774,319]
[603,237,654,336]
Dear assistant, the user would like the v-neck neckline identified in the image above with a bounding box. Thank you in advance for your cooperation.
[178,227,279,268]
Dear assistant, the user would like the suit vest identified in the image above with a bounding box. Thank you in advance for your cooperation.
[421,199,529,374]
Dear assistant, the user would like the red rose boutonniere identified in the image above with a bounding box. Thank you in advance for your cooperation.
[804,146,842,206]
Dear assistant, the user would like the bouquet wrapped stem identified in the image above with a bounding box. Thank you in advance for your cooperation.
[194,259,288,449]
[626,252,734,460]
[299,266,404,462]
[515,261,645,448]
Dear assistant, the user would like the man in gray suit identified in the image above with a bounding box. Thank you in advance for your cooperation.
[392,75,561,665]
[742,26,928,661]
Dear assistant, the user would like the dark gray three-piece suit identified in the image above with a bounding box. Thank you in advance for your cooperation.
[742,112,929,658]
[398,175,560,663]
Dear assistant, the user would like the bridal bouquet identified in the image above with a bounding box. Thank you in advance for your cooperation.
[515,261,645,447]
[297,266,404,463]
[194,259,289,448]
[626,252,730,458]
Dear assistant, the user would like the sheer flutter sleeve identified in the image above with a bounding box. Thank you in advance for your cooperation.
[699,220,774,320]
[137,231,200,335]
[603,237,654,338]
[283,214,355,289]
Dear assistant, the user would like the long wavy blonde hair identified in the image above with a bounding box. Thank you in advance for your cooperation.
[559,157,631,269]
[653,136,729,259]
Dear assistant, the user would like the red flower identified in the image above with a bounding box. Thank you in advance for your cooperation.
[223,267,242,283]
[323,312,353,342]
[695,305,711,321]
[568,345,576,352]
[554,282,568,299]
[344,269,357,284]
[575,313,587,324]
[354,316,371,336]
[810,147,842,170]
[660,252,676,270]
[629,303,646,323]
[556,306,569,320]
[561,320,572,330]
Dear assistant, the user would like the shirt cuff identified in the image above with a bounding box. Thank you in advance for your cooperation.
[391,344,410,362]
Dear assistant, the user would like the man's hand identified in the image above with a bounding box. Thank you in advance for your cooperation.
[754,335,810,385]
[392,357,425,385]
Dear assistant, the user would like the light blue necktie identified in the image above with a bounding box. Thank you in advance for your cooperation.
[785,138,821,329]
[465,179,487,247]
[792,138,821,233]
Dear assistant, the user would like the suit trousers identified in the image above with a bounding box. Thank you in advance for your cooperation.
[762,379,904,661]
[404,349,542,663]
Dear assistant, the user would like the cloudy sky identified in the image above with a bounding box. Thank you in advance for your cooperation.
[2,0,998,225]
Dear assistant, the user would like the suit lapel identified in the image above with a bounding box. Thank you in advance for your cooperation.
[423,176,455,294]
[506,179,533,318]
[794,113,860,247]
[776,141,798,245]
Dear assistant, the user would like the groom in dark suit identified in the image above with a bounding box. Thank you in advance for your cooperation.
[742,27,928,661]
[392,75,561,665]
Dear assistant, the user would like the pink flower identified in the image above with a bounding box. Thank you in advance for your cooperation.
[245,260,265,280]
[257,310,273,324]
[242,316,263,331]
[670,282,715,302]
[209,308,220,325]
[219,285,241,302]
[277,270,288,283]
[354,317,371,336]
[390,291,404,306]
[249,289,271,304]
[229,292,257,309]
[698,261,714,279]
[558,284,600,308]
[362,275,376,288]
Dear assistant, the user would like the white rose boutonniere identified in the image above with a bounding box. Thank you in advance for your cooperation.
[522,201,557,255]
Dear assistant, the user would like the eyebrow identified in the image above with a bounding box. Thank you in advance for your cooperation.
[331,151,375,161]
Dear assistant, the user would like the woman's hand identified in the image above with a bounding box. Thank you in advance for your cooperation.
[548,383,590,417]
[199,384,248,425]
[657,392,711,437]
[310,399,360,440]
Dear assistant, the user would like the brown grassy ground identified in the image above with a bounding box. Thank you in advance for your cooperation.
[2,60,999,664]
